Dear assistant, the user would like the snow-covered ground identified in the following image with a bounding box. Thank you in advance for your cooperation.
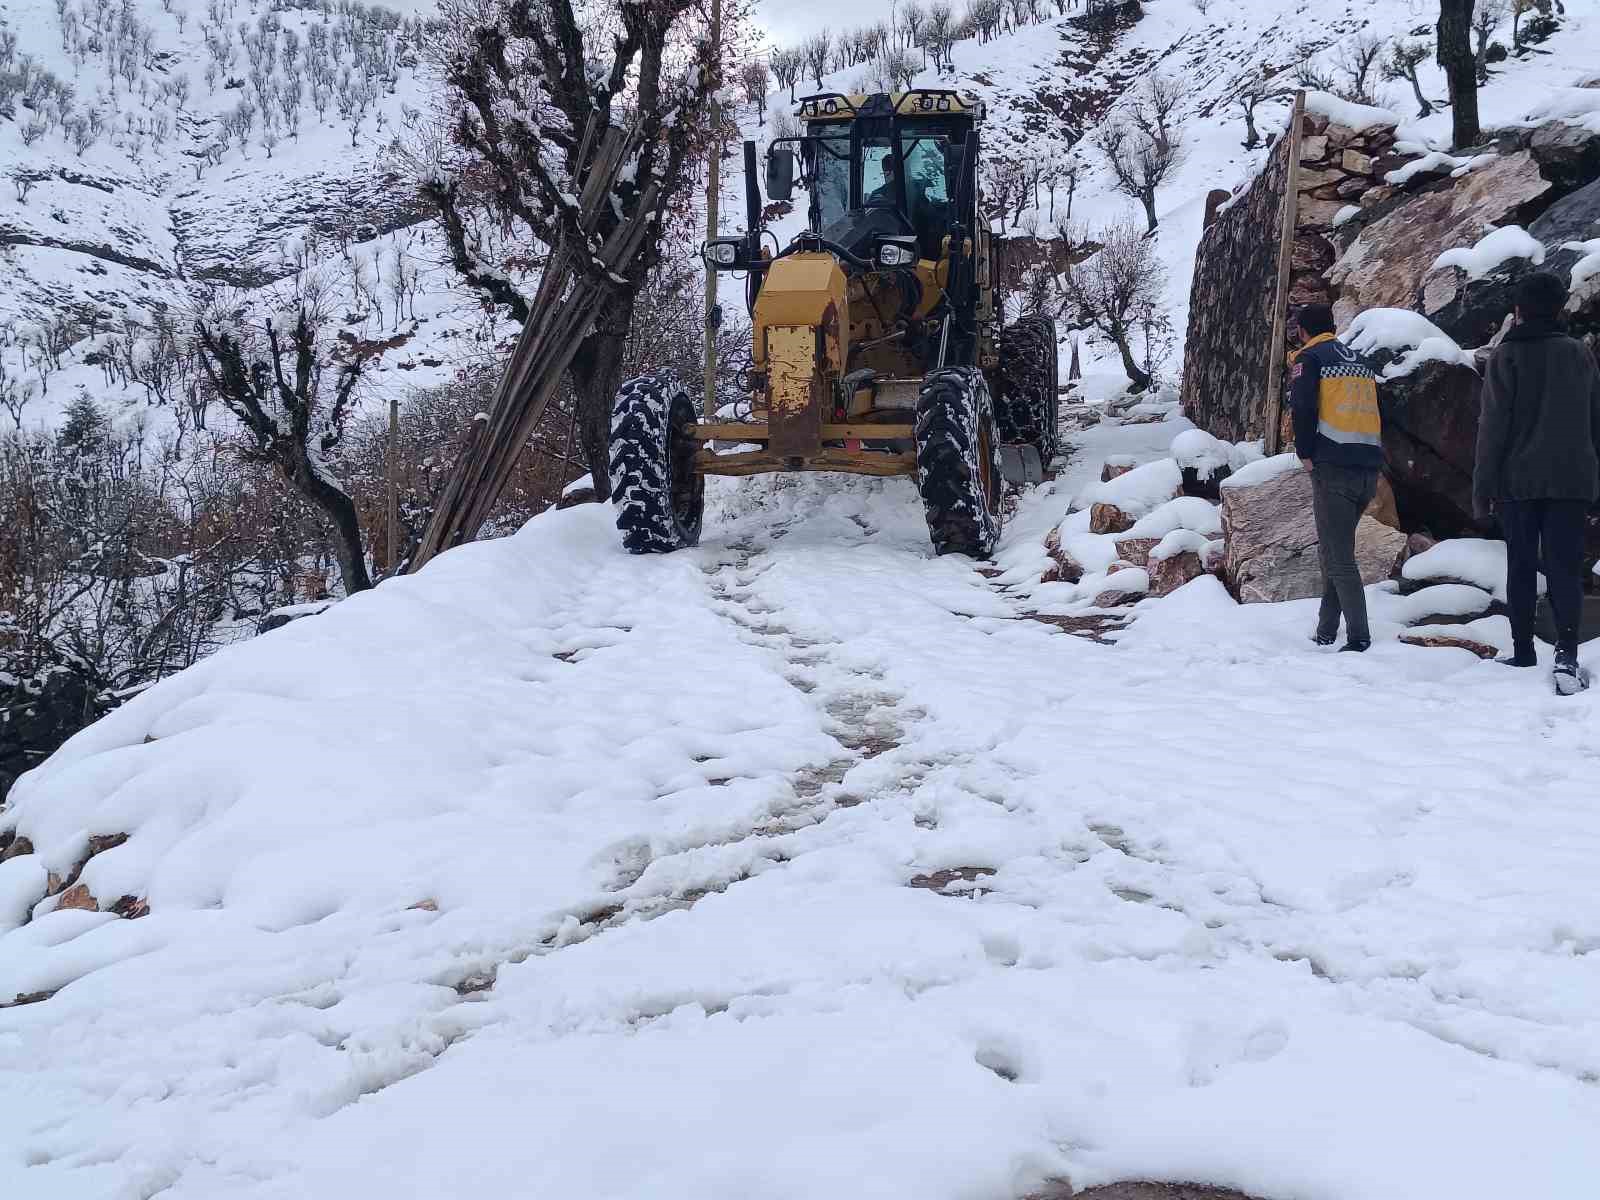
[5,406,1598,1200]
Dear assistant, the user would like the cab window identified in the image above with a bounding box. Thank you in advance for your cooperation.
[861,140,898,208]
[900,134,954,256]
[808,131,850,230]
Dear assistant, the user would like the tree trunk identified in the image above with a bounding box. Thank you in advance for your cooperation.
[1109,325,1153,393]
[288,450,373,595]
[1407,70,1433,117]
[1140,188,1158,233]
[569,292,636,501]
[1241,103,1260,149]
[1438,0,1481,149]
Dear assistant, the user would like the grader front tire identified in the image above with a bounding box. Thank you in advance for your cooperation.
[609,373,705,554]
[996,315,1060,468]
[914,367,1006,558]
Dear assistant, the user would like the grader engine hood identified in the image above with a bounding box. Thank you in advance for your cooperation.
[753,253,849,463]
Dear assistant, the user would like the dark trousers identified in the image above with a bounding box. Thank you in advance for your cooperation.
[1500,498,1587,656]
[1312,463,1379,643]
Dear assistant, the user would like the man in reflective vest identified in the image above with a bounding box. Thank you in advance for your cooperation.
[1290,303,1384,653]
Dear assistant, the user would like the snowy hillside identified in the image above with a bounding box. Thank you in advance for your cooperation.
[0,0,505,435]
[717,0,1600,389]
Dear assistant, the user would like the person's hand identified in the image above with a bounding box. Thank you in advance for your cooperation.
[1300,458,1314,473]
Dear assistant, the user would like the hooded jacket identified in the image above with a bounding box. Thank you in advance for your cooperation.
[1290,332,1384,469]
[1473,319,1600,519]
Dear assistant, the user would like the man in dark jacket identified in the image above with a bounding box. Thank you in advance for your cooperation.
[1474,271,1600,694]
[1290,303,1385,652]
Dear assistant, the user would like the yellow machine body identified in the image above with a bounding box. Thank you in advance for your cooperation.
[694,89,995,479]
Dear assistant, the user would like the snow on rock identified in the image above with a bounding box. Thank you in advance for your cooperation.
[1344,308,1477,379]
[1170,429,1235,481]
[1395,583,1499,626]
[1384,151,1493,185]
[1432,225,1547,280]
[1334,204,1363,227]
[1125,497,1224,540]
[1566,237,1600,295]
[1075,458,1183,518]
[1150,528,1214,562]
[1219,452,1301,490]
[1522,86,1600,133]
[1403,537,1513,600]
[1304,91,1402,132]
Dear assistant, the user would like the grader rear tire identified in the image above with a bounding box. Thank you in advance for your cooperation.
[915,367,1006,557]
[996,315,1060,468]
[609,372,705,554]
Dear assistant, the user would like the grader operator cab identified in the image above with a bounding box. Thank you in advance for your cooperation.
[608,89,1059,558]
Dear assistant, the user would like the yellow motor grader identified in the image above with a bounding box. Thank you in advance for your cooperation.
[608,89,1058,557]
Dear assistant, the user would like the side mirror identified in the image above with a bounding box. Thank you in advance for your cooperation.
[765,146,795,203]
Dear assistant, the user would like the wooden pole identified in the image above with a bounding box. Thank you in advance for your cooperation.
[386,392,398,573]
[1262,89,1305,457]
[701,0,724,420]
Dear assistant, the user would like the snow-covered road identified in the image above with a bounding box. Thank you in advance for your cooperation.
[3,417,1599,1200]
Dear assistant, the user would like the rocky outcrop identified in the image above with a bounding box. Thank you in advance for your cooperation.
[1186,99,1600,587]
[1221,464,1407,603]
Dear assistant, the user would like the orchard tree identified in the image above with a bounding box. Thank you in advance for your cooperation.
[1382,38,1434,117]
[1053,221,1172,393]
[1093,76,1187,233]
[193,302,382,597]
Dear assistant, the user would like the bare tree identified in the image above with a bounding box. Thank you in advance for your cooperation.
[1471,0,1509,82]
[1438,0,1481,147]
[1093,77,1186,233]
[804,29,833,88]
[770,47,802,102]
[1382,38,1434,117]
[1335,30,1386,105]
[741,59,770,125]
[193,306,377,596]
[1228,70,1283,149]
[925,2,955,68]
[1053,221,1171,393]
[418,0,720,497]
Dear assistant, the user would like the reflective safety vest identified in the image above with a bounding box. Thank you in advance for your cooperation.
[1290,332,1383,467]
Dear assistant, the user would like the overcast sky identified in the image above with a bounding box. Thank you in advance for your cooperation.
[755,0,897,50]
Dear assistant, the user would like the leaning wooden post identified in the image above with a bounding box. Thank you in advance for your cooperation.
[386,391,398,572]
[1262,89,1306,457]
[700,0,724,420]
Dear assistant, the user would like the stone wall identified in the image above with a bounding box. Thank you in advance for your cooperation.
[1178,132,1292,443]
[1183,93,1600,557]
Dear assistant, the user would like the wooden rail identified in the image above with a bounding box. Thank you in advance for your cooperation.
[693,422,916,441]
[694,449,918,477]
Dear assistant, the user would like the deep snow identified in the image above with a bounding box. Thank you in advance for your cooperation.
[3,405,1599,1200]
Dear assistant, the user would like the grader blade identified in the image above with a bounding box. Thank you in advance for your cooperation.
[999,444,1044,486]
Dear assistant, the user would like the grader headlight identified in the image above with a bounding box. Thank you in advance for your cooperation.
[877,239,918,268]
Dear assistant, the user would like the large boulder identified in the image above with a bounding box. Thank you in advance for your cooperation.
[1220,459,1407,603]
[1328,150,1552,329]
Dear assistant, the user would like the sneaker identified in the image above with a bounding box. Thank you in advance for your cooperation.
[1339,639,1371,653]
[1499,647,1538,668]
[1553,648,1588,696]
[1311,632,1337,647]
